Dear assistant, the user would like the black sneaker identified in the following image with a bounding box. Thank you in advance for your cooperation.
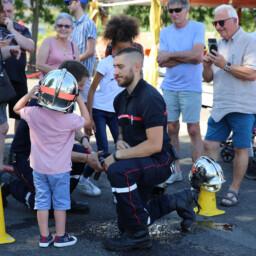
[54,233,77,247]
[39,233,54,247]
[104,226,152,252]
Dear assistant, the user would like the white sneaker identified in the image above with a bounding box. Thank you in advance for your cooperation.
[77,179,101,196]
[166,171,183,184]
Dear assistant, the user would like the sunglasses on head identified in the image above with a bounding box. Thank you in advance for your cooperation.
[57,24,71,29]
[212,17,233,27]
[168,7,183,14]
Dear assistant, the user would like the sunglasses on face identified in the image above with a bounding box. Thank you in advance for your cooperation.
[56,24,71,29]
[212,17,233,27]
[168,7,183,14]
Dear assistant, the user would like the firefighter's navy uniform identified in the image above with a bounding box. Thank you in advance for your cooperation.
[107,79,174,232]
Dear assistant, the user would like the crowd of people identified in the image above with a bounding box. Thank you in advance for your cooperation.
[0,0,256,252]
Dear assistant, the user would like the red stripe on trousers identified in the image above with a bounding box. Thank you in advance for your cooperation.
[123,154,170,225]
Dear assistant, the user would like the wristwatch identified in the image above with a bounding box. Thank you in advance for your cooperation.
[80,135,90,144]
[224,62,231,72]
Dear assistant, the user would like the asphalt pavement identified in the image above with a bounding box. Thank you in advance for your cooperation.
[1,78,256,256]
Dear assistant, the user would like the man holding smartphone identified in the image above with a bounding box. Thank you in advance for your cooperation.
[203,4,256,207]
[157,0,205,184]
[0,0,34,133]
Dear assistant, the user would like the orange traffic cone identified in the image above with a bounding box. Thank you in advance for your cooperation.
[194,187,225,217]
[0,185,15,244]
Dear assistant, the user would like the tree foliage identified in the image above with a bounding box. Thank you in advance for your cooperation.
[13,0,68,71]
[10,1,255,69]
[241,9,256,32]
[122,5,255,32]
[14,0,68,25]
[124,6,151,31]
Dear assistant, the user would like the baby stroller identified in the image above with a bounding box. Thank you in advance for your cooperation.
[220,134,235,163]
[220,127,256,180]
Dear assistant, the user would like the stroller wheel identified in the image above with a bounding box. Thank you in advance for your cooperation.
[245,159,256,180]
[220,148,234,162]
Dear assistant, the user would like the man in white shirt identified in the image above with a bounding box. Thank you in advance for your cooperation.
[203,4,256,207]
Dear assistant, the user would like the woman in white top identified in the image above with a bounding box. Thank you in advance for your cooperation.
[86,15,142,153]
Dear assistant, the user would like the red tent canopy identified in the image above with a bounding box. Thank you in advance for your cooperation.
[100,0,256,8]
[188,0,256,8]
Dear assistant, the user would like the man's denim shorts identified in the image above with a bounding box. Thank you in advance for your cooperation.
[205,113,255,148]
[33,171,71,210]
[0,103,7,124]
[162,90,202,123]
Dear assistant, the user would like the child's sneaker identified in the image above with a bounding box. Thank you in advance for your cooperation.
[39,233,54,247]
[54,233,77,247]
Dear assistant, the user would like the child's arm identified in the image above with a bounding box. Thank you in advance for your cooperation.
[87,72,103,119]
[13,85,39,115]
[85,72,103,136]
[76,94,90,127]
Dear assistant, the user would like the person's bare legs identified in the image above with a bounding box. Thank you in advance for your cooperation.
[0,122,9,169]
[37,210,50,236]
[221,147,248,205]
[54,210,66,236]
[167,121,181,172]
[203,140,220,161]
[187,123,203,162]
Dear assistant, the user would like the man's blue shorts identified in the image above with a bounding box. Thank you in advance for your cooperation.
[33,171,71,210]
[205,113,255,148]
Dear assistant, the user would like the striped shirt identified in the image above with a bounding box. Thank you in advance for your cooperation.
[71,13,97,76]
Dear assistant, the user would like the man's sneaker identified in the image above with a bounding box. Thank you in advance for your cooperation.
[104,226,152,252]
[39,233,54,247]
[77,178,101,196]
[54,233,77,247]
[166,171,182,184]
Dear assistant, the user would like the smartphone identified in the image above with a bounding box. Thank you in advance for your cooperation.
[3,34,15,41]
[208,38,218,56]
